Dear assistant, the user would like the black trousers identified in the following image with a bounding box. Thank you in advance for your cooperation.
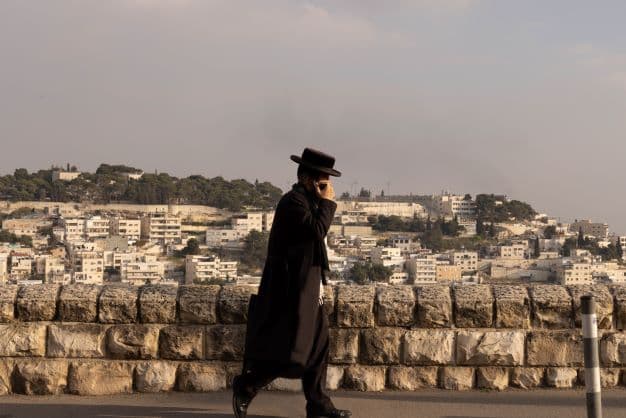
[237,307,334,412]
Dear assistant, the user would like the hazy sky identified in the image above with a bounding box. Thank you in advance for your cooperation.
[1,1,626,232]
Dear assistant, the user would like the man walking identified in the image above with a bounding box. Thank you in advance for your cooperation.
[232,148,351,418]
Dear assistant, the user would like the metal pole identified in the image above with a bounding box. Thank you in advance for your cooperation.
[581,295,602,418]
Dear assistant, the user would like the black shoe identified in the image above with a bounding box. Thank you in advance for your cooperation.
[232,375,252,418]
[307,408,352,418]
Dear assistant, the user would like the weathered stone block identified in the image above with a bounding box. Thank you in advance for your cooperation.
[177,362,227,392]
[510,367,544,389]
[530,285,573,329]
[16,284,59,321]
[493,285,530,328]
[441,367,474,390]
[360,328,403,365]
[476,367,509,391]
[223,362,243,388]
[527,331,583,366]
[336,285,375,328]
[47,324,106,358]
[456,331,524,366]
[159,326,203,360]
[107,325,160,359]
[415,285,452,328]
[58,284,100,322]
[218,285,257,324]
[343,366,386,391]
[545,367,577,388]
[326,365,344,390]
[568,285,613,329]
[0,285,18,322]
[388,366,438,390]
[0,359,13,395]
[205,325,246,361]
[139,285,177,323]
[178,285,221,324]
[453,285,493,328]
[375,286,415,327]
[612,286,626,330]
[0,323,46,356]
[267,378,302,391]
[329,328,359,364]
[403,330,454,365]
[601,368,620,388]
[601,333,626,366]
[98,285,138,323]
[134,361,178,392]
[68,361,133,395]
[12,359,68,395]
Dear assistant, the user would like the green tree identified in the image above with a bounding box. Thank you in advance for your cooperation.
[240,230,269,273]
[534,237,541,259]
[543,225,557,239]
[577,228,585,248]
[183,238,200,255]
[348,262,392,284]
[617,240,624,261]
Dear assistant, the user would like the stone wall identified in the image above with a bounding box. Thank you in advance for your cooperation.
[1,283,626,395]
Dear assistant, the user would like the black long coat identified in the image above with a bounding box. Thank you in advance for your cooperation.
[244,184,337,369]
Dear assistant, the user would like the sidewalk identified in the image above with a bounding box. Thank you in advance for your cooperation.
[2,389,626,418]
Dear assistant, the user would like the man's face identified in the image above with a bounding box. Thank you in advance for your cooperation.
[303,172,330,191]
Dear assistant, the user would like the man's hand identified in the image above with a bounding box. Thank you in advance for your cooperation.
[314,180,335,201]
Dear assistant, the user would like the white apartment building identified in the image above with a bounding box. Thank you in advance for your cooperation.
[121,261,165,285]
[72,251,104,284]
[51,170,82,182]
[109,218,141,241]
[336,201,426,219]
[60,218,85,242]
[35,255,68,284]
[185,255,238,283]
[140,213,182,244]
[370,247,405,268]
[206,228,246,248]
[436,194,477,218]
[1,218,52,238]
[406,255,437,284]
[570,220,609,239]
[9,254,33,281]
[85,216,110,240]
[263,212,275,232]
[338,210,370,225]
[232,212,275,233]
[0,253,8,282]
[497,243,527,260]
[557,261,593,285]
[389,236,415,253]
[451,251,478,272]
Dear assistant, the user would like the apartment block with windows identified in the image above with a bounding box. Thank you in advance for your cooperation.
[185,255,238,283]
[85,216,110,240]
[110,218,141,241]
[140,213,182,244]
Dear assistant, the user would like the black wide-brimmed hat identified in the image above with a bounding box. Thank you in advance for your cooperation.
[291,147,341,177]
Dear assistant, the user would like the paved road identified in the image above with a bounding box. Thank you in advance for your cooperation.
[2,389,626,418]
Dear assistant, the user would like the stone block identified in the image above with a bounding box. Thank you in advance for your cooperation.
[453,285,493,328]
[205,325,246,361]
[510,367,544,389]
[134,361,178,392]
[545,367,577,388]
[58,284,100,322]
[441,367,474,390]
[98,285,138,323]
[326,365,344,390]
[493,285,530,328]
[601,333,626,366]
[375,286,415,327]
[0,359,13,395]
[343,366,386,391]
[16,284,59,321]
[323,285,337,325]
[223,362,243,388]
[476,367,509,391]
[530,285,573,329]
[612,286,626,330]
[47,324,106,358]
[159,325,203,360]
[336,285,375,328]
[0,285,18,322]
[568,285,613,329]
[360,328,403,365]
[12,359,68,395]
[527,331,583,366]
[387,366,438,390]
[415,285,452,328]
[68,361,133,395]
[456,331,524,366]
[178,285,221,324]
[601,368,620,388]
[403,330,454,365]
[107,325,160,359]
[177,362,228,392]
[218,285,257,324]
[266,378,302,391]
[0,323,46,356]
[329,328,359,364]
[139,285,177,323]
